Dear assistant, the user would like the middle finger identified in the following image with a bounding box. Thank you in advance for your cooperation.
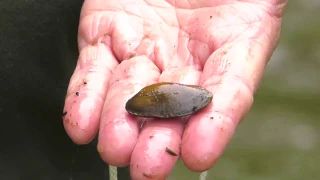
[130,66,202,179]
[97,56,160,167]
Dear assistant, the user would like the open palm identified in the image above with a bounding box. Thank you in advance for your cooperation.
[63,0,288,179]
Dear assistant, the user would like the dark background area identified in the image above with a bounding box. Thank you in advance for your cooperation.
[0,0,117,179]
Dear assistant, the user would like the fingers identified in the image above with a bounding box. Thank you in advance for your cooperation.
[97,56,160,167]
[181,40,270,172]
[63,41,118,144]
[130,66,201,180]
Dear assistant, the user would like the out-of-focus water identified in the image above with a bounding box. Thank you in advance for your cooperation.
[169,1,320,179]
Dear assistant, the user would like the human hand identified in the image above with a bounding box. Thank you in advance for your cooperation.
[62,0,288,179]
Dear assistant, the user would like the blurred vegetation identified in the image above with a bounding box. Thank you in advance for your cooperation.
[170,1,320,179]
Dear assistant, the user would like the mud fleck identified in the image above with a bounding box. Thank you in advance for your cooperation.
[62,111,67,117]
[97,144,104,153]
[165,147,178,156]
[83,80,87,85]
[75,92,80,96]
[210,117,214,119]
[65,119,78,127]
[143,173,152,178]
[192,106,197,112]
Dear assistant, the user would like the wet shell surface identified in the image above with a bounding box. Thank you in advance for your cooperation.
[125,82,213,118]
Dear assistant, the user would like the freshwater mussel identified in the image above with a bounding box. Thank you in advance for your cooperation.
[125,82,213,118]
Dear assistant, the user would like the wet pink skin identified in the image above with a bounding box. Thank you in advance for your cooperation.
[63,0,288,179]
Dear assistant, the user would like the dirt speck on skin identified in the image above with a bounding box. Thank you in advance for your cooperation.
[83,80,87,85]
[75,91,80,96]
[210,117,213,119]
[65,119,78,127]
[165,147,178,156]
[62,111,67,117]
[97,144,104,153]
[143,172,152,178]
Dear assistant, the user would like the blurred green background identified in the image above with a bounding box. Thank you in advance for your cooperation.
[169,1,320,180]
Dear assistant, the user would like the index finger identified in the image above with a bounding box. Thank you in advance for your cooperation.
[63,39,118,144]
[181,39,271,172]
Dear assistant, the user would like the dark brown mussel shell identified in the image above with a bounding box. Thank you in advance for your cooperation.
[125,82,213,118]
